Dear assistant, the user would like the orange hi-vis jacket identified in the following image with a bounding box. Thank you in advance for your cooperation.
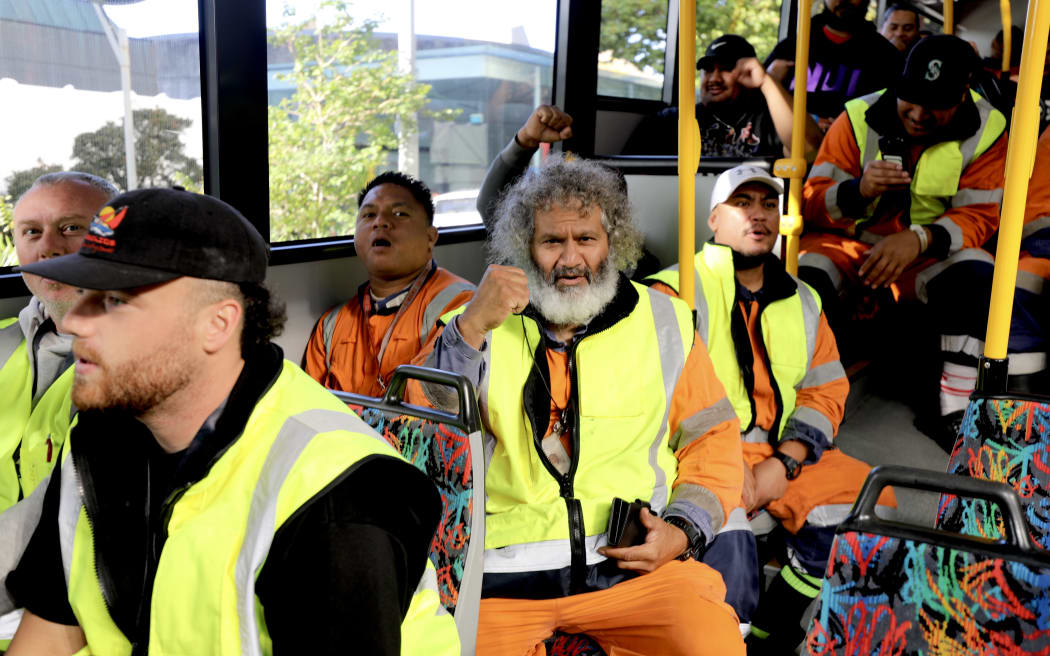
[304,265,474,396]
[1020,127,1050,286]
[803,90,1007,254]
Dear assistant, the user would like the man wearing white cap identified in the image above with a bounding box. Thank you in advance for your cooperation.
[647,165,894,652]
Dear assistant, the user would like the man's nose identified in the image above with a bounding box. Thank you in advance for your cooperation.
[37,231,68,259]
[558,240,584,268]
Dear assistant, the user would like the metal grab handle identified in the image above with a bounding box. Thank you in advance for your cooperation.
[333,365,480,433]
[851,465,1037,553]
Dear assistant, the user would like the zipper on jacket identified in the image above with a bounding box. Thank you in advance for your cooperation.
[72,449,120,620]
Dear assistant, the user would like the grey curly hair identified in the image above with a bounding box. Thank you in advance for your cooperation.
[488,155,643,272]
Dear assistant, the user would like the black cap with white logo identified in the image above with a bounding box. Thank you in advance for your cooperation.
[697,34,757,71]
[896,34,979,110]
[18,187,268,290]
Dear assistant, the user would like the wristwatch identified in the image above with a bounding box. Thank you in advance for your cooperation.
[771,451,803,480]
[664,515,706,561]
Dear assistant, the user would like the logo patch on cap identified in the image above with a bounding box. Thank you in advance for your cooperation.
[85,205,127,254]
[925,59,942,81]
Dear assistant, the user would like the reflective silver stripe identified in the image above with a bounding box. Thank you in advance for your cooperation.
[0,320,23,367]
[797,283,820,371]
[1017,270,1047,296]
[959,97,995,165]
[748,509,778,537]
[856,230,883,245]
[861,123,880,166]
[672,397,736,452]
[789,406,834,443]
[939,336,1046,375]
[940,334,984,359]
[420,281,474,346]
[1023,216,1050,240]
[798,360,846,390]
[484,533,609,572]
[810,163,852,182]
[714,507,752,535]
[647,288,686,513]
[0,469,51,615]
[934,216,965,253]
[951,187,1003,208]
[804,503,855,528]
[824,181,844,220]
[798,252,844,294]
[694,268,709,346]
[669,483,725,533]
[742,427,770,444]
[457,427,486,655]
[320,304,343,372]
[914,248,994,303]
[59,456,83,588]
[1008,353,1048,376]
[236,409,381,656]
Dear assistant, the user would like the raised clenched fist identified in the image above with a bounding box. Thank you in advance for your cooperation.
[456,264,531,349]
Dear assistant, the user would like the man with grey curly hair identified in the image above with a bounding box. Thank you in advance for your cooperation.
[423,156,746,655]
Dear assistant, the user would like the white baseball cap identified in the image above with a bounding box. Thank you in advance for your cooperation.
[708,165,784,213]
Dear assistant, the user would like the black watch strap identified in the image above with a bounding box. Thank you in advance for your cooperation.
[772,451,803,480]
[664,515,705,561]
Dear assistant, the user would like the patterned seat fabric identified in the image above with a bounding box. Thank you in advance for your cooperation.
[350,404,475,614]
[545,633,606,656]
[937,396,1050,548]
[805,529,1050,654]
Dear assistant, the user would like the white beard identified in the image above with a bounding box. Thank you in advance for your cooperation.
[526,258,619,327]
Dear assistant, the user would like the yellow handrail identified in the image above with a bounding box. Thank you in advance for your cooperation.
[678,0,699,310]
[1001,0,1014,74]
[944,0,954,34]
[774,0,812,276]
[983,0,1050,374]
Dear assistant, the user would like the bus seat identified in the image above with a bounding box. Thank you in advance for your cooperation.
[333,365,485,656]
[804,466,1050,655]
[937,394,1050,548]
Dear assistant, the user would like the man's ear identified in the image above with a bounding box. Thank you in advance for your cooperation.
[707,207,719,235]
[427,224,438,250]
[201,299,243,355]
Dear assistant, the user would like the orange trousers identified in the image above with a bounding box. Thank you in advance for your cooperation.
[476,559,745,656]
[744,444,897,534]
[799,232,937,302]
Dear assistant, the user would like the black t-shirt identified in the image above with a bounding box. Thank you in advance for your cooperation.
[766,14,903,119]
[622,90,783,158]
[7,345,441,655]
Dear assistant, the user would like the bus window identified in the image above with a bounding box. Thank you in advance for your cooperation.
[265,0,557,243]
[597,0,669,101]
[697,0,782,63]
[0,0,204,268]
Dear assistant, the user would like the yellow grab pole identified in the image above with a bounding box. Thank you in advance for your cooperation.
[774,0,812,276]
[981,0,1050,388]
[1002,0,1014,75]
[944,0,954,34]
[678,0,699,310]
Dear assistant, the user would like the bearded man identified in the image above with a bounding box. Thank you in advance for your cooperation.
[421,156,746,655]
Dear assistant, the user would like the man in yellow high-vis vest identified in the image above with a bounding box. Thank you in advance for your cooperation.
[4,189,456,656]
[0,173,116,514]
[801,35,1007,325]
[420,156,746,655]
[647,165,896,652]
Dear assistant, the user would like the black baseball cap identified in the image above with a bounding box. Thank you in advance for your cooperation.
[697,35,757,71]
[896,34,979,109]
[18,187,268,290]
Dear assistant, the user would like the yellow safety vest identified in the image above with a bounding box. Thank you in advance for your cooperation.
[0,318,32,514]
[646,244,821,443]
[18,365,75,499]
[843,89,1006,226]
[59,361,458,656]
[446,283,693,554]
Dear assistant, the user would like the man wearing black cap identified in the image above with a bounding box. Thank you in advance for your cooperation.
[766,0,902,131]
[3,189,455,654]
[800,35,1007,365]
[625,35,820,158]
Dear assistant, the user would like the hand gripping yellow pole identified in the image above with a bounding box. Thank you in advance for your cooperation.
[944,0,954,34]
[774,0,812,276]
[1001,0,1014,75]
[678,0,700,310]
[980,0,1050,392]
